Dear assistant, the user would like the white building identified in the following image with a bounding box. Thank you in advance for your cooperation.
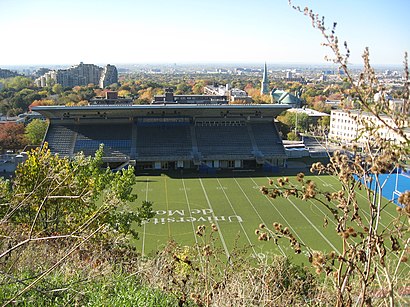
[329,109,409,145]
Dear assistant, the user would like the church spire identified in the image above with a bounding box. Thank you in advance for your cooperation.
[261,62,269,95]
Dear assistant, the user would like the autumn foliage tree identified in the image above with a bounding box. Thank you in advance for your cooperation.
[0,122,27,151]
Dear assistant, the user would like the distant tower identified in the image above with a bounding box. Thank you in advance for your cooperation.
[261,62,269,95]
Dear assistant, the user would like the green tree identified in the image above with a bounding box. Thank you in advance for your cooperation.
[277,111,311,134]
[2,76,32,90]
[52,83,63,95]
[2,144,154,236]
[24,119,48,145]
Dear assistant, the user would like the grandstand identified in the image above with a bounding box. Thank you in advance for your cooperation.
[33,103,290,171]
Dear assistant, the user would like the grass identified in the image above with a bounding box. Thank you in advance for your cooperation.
[0,272,190,306]
[130,171,401,264]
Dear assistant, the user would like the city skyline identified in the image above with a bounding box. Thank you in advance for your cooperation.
[1,0,409,66]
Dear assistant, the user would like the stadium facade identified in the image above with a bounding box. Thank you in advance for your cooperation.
[33,103,290,172]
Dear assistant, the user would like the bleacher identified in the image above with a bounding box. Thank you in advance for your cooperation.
[136,125,192,160]
[74,124,132,158]
[44,125,76,156]
[250,123,286,157]
[195,124,253,158]
[43,119,287,168]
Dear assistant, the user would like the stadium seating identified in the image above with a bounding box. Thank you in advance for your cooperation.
[74,124,132,158]
[195,124,253,158]
[44,120,287,166]
[250,123,286,157]
[45,125,76,156]
[136,125,192,159]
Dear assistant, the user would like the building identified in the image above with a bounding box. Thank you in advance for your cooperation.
[328,109,409,145]
[260,63,269,95]
[89,91,133,105]
[153,88,228,104]
[204,84,252,103]
[287,107,329,125]
[99,64,118,88]
[35,63,118,89]
[270,89,302,107]
[0,68,20,78]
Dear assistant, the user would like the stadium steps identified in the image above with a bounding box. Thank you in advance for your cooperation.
[45,125,76,157]
[247,123,265,163]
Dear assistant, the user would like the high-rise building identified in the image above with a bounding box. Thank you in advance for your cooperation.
[99,64,118,88]
[35,63,118,89]
[260,62,269,95]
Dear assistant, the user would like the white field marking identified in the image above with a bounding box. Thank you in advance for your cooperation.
[181,177,205,273]
[181,178,200,247]
[313,175,410,268]
[141,179,149,257]
[314,175,396,224]
[264,177,341,254]
[249,178,307,248]
[198,178,230,259]
[216,186,228,190]
[216,178,257,256]
[179,187,191,191]
[234,178,286,257]
[164,176,171,238]
[141,188,153,192]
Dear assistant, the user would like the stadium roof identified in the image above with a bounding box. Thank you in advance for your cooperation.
[32,104,291,120]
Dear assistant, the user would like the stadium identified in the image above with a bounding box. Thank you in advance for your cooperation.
[33,102,290,173]
[32,97,408,257]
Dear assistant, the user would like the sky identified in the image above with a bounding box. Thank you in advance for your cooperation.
[0,0,409,66]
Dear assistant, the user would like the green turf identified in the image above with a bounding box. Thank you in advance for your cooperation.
[130,172,403,264]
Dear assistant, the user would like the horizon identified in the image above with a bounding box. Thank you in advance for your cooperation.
[1,0,409,67]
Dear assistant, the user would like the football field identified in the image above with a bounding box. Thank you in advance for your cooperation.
[130,172,401,263]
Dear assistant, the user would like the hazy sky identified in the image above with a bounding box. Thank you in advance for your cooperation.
[1,0,409,66]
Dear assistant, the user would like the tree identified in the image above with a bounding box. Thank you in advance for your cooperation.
[0,144,155,303]
[277,111,311,134]
[0,122,27,151]
[24,119,48,145]
[52,83,63,95]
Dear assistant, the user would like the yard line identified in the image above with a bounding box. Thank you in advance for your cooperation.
[272,178,340,253]
[216,178,257,256]
[233,178,286,257]
[164,176,171,239]
[249,178,307,248]
[141,178,149,257]
[312,175,410,268]
[181,178,200,245]
[199,178,230,259]
[313,175,393,225]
